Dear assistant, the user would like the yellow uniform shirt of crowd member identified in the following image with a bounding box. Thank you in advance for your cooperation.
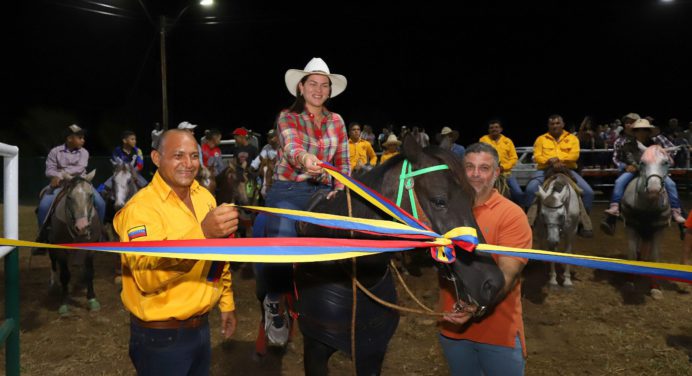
[378,150,399,165]
[114,171,234,321]
[348,138,377,170]
[479,134,518,175]
[532,130,580,170]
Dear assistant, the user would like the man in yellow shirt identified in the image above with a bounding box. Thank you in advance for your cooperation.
[378,134,401,165]
[348,122,377,173]
[479,119,523,204]
[524,114,594,237]
[114,129,240,375]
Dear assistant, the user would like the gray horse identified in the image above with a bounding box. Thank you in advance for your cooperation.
[534,173,580,288]
[621,145,671,300]
[47,171,103,315]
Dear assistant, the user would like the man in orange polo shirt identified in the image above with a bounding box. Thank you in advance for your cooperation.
[439,142,531,375]
[114,129,240,375]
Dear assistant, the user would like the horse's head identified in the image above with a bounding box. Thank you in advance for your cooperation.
[217,159,259,206]
[300,135,505,311]
[196,165,216,196]
[112,161,139,211]
[63,173,99,239]
[259,157,277,198]
[536,175,572,248]
[639,145,670,196]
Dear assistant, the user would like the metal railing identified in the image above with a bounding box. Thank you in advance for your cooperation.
[0,142,19,376]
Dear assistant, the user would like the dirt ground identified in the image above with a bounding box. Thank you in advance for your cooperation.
[1,201,691,375]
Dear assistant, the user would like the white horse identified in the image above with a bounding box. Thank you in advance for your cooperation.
[621,145,671,300]
[534,173,581,288]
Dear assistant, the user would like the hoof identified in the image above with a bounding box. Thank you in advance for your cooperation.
[88,298,101,312]
[548,283,559,290]
[58,304,69,317]
[562,283,574,290]
[650,288,664,300]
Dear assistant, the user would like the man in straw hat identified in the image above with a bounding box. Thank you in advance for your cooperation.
[379,133,401,165]
[524,114,594,237]
[479,119,523,204]
[601,117,686,234]
[437,126,465,158]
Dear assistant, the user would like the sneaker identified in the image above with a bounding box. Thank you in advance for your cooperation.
[604,203,620,217]
[263,296,289,346]
[671,208,686,224]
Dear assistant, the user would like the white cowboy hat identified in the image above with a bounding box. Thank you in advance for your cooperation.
[382,134,402,147]
[632,118,660,136]
[285,57,348,98]
[177,121,197,130]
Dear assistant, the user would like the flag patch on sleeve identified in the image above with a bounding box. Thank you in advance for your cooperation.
[127,225,147,240]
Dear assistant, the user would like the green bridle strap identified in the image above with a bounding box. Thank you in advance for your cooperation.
[395,160,450,219]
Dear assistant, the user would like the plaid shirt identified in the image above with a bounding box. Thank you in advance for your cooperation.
[613,133,676,166]
[274,109,350,189]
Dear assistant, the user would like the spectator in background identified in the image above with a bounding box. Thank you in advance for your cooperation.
[376,126,392,153]
[177,121,204,159]
[436,126,465,159]
[361,124,376,147]
[684,121,692,145]
[201,128,225,176]
[230,127,258,167]
[378,134,401,165]
[348,122,377,173]
[577,116,606,168]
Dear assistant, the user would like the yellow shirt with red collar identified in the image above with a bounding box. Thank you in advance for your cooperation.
[348,138,377,170]
[479,134,519,174]
[113,171,234,321]
[532,130,580,170]
[439,190,531,356]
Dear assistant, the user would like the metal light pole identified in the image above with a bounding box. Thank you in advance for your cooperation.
[158,1,214,130]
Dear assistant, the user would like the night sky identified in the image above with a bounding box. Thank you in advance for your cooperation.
[7,0,692,156]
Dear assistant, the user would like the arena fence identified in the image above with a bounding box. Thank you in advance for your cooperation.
[0,142,19,376]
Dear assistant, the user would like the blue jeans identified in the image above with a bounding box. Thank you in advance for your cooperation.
[129,321,210,376]
[610,173,681,209]
[256,180,331,298]
[37,186,106,227]
[505,174,524,205]
[439,334,525,376]
[524,170,594,212]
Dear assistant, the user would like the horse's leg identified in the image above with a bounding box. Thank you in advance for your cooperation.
[58,256,71,316]
[649,231,664,300]
[84,253,101,311]
[303,335,337,376]
[548,262,558,287]
[562,236,574,288]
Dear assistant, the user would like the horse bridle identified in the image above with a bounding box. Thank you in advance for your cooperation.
[394,159,487,317]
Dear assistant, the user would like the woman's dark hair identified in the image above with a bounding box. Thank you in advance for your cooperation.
[288,75,332,113]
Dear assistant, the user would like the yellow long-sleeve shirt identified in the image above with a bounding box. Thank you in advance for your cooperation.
[378,150,399,165]
[113,171,234,321]
[532,131,580,170]
[479,134,518,174]
[348,139,377,170]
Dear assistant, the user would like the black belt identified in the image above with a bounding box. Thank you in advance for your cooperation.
[130,313,208,329]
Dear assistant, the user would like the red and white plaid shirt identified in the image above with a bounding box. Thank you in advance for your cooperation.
[274,109,350,190]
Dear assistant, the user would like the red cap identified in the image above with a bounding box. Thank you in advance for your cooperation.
[232,128,248,136]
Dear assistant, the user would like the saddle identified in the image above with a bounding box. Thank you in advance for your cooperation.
[542,169,584,196]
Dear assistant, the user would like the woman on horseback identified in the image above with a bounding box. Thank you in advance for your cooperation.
[257,57,349,347]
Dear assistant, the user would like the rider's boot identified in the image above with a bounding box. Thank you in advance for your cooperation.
[604,202,620,216]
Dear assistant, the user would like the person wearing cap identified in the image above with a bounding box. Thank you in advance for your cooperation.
[114,129,240,375]
[177,121,205,160]
[437,127,465,159]
[201,128,225,176]
[37,124,106,238]
[256,57,349,348]
[479,119,523,204]
[250,128,279,171]
[348,122,377,172]
[230,127,258,167]
[378,133,401,165]
[601,118,686,234]
[524,114,594,237]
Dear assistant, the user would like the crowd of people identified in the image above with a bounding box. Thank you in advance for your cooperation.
[33,56,692,375]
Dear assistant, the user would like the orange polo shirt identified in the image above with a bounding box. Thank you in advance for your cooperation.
[114,171,234,321]
[439,190,531,356]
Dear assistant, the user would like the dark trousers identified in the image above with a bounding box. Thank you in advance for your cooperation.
[129,321,211,376]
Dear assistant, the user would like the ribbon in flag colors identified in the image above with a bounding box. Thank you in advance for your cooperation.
[0,162,691,282]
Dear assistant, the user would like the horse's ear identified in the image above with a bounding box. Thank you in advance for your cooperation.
[401,134,423,163]
[536,185,547,200]
[85,169,96,182]
[110,158,119,167]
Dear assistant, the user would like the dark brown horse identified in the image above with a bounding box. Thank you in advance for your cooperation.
[47,173,103,316]
[216,159,260,237]
[294,136,505,375]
